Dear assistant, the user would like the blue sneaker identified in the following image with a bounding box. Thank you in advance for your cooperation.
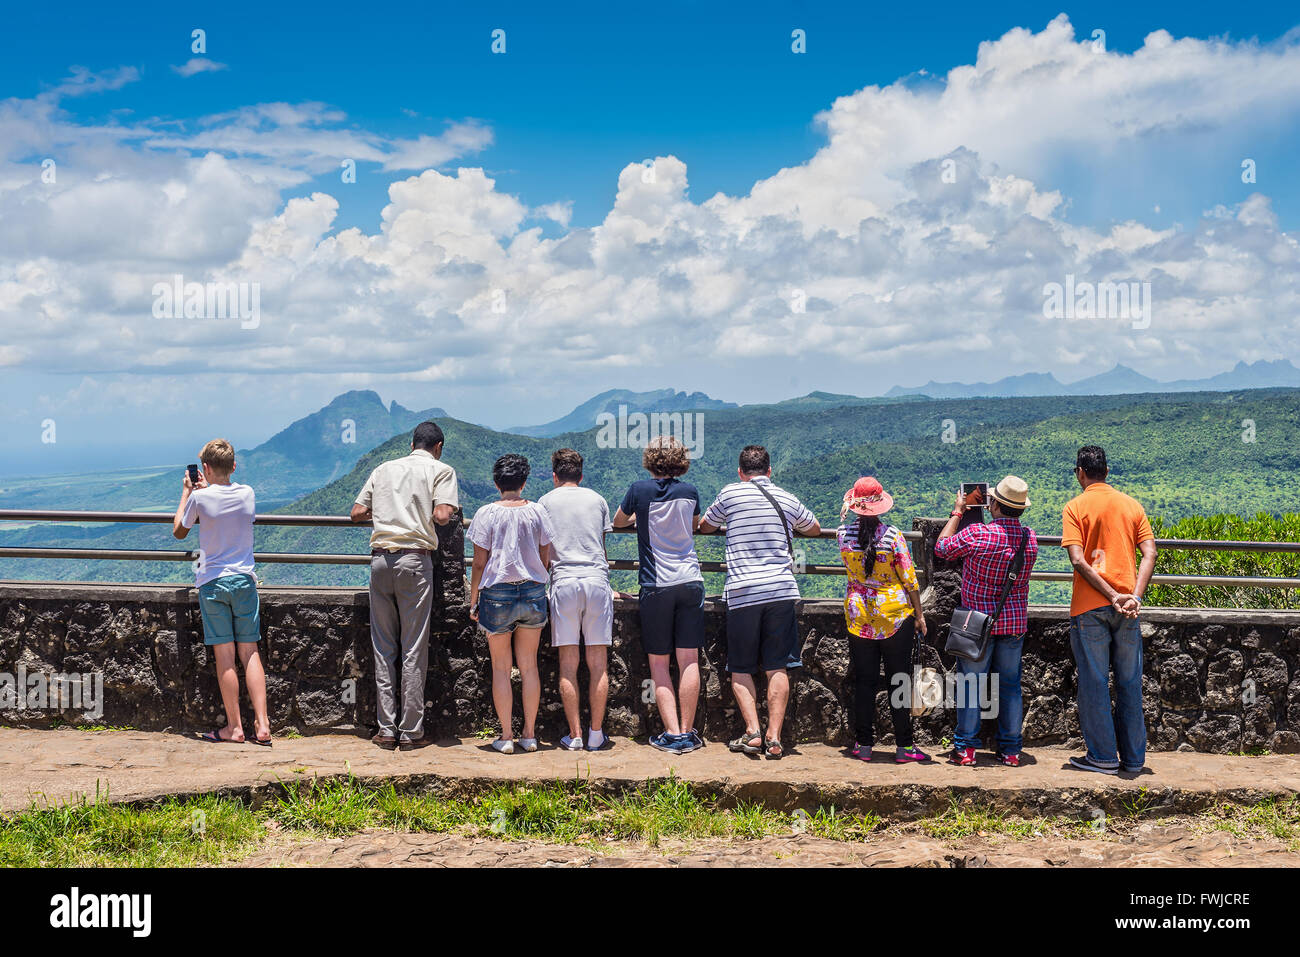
[649,732,690,754]
[674,730,704,754]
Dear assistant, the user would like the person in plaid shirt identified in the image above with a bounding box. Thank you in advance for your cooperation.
[934,475,1038,767]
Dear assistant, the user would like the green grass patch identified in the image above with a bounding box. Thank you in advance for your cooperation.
[267,773,879,847]
[0,790,264,867]
[0,774,888,865]
[1195,796,1300,850]
[916,800,1100,841]
[4,776,1296,867]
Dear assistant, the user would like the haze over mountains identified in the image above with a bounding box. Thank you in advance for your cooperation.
[885,360,1300,400]
[9,383,1298,600]
[506,389,738,438]
[4,358,1297,513]
[0,390,445,511]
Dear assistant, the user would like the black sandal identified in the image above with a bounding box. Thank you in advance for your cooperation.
[728,730,763,754]
[764,737,784,759]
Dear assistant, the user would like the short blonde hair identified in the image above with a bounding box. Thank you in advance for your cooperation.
[642,435,689,477]
[199,438,236,474]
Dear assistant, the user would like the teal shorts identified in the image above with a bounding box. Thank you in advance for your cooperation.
[198,573,261,646]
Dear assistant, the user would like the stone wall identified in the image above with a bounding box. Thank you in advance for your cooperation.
[1,520,1298,754]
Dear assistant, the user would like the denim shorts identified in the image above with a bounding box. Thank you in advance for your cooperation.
[477,580,548,635]
[198,573,261,646]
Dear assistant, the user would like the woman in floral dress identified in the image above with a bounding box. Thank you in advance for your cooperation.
[837,476,930,763]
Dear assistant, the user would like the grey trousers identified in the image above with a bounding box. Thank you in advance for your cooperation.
[369,550,434,740]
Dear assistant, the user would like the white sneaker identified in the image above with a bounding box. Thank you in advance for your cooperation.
[518,737,538,752]
[491,738,514,754]
[560,733,584,751]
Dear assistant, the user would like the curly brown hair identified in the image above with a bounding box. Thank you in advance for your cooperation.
[641,435,690,477]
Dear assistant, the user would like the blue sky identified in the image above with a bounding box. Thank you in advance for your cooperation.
[7,0,1296,233]
[1,2,1299,472]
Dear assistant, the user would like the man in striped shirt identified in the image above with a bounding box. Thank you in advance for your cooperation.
[699,445,820,759]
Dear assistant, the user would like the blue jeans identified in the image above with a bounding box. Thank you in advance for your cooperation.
[1070,606,1146,769]
[953,634,1023,754]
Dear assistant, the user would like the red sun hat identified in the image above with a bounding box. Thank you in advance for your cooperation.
[842,476,894,517]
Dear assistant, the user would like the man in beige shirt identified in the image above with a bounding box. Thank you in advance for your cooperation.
[351,421,459,750]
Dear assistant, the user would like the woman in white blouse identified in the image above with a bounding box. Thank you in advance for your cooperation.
[467,454,555,754]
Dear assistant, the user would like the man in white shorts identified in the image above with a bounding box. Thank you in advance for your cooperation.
[539,448,614,751]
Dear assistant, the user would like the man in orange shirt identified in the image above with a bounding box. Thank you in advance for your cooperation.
[1061,446,1157,775]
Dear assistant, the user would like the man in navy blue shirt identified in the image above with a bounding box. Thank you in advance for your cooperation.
[613,435,705,754]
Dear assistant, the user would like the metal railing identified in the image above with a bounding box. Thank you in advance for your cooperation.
[0,509,852,575]
[1,509,1299,590]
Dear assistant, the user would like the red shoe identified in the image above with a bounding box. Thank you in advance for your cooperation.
[950,746,977,766]
[996,752,1020,767]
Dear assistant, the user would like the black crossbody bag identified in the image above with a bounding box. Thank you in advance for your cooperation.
[751,480,794,569]
[943,526,1029,661]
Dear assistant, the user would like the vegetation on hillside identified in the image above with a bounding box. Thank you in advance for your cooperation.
[1146,513,1300,610]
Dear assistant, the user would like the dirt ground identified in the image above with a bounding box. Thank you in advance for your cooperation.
[5,728,1299,819]
[239,820,1297,868]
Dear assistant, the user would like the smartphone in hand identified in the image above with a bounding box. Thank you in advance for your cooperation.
[187,464,201,486]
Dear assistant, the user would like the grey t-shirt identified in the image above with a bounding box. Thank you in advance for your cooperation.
[538,485,612,582]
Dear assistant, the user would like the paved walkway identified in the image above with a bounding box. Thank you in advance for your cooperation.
[3,729,1297,820]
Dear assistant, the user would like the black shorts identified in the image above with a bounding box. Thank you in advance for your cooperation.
[725,599,801,674]
[638,581,705,656]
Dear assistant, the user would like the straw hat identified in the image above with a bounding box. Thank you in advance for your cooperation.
[841,476,893,518]
[989,475,1031,510]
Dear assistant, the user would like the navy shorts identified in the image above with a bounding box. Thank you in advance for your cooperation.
[638,581,705,656]
[725,599,801,674]
[477,580,548,635]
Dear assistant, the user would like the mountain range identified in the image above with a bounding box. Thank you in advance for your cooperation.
[0,390,445,512]
[885,360,1300,400]
[506,388,738,437]
[9,380,1300,603]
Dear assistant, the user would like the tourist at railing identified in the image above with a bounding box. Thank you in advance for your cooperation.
[612,435,705,755]
[1062,445,1158,775]
[836,476,930,764]
[699,445,820,760]
[350,421,459,752]
[539,449,615,752]
[173,439,271,746]
[934,475,1039,767]
[467,454,555,755]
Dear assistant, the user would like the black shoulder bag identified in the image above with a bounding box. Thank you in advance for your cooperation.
[943,526,1029,661]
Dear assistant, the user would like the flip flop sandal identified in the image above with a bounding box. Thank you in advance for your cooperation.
[251,736,273,747]
[728,730,763,754]
[199,729,238,743]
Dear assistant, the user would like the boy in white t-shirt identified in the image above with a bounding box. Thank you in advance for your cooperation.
[539,448,615,752]
[172,438,271,746]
